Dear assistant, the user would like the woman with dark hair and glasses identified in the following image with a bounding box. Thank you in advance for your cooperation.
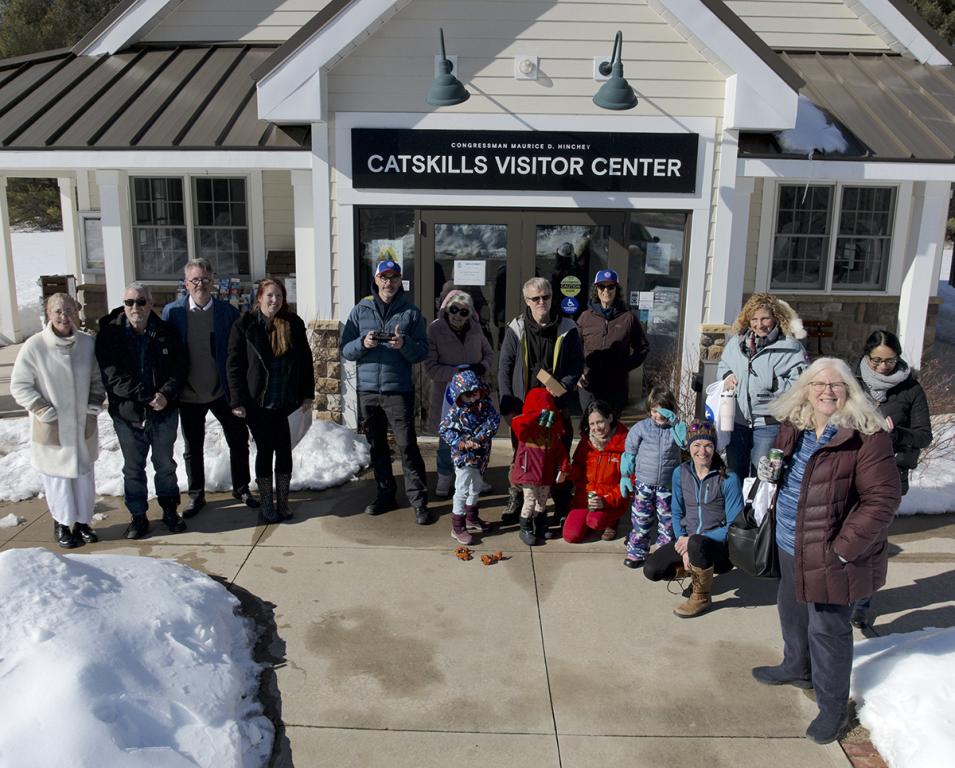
[576,269,648,416]
[850,329,931,628]
[228,278,314,524]
[424,289,493,500]
[643,420,743,619]
[563,400,629,543]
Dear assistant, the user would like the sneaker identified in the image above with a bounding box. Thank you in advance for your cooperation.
[752,665,813,689]
[415,504,436,525]
[434,474,453,499]
[124,516,150,540]
[182,492,206,519]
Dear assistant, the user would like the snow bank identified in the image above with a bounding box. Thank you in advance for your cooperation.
[0,412,369,502]
[852,627,955,768]
[900,418,955,515]
[776,95,850,155]
[0,548,273,767]
[11,231,67,340]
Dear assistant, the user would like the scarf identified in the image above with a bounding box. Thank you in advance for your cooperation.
[742,325,781,358]
[859,356,910,403]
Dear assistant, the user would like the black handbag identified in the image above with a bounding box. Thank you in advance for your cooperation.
[728,479,780,578]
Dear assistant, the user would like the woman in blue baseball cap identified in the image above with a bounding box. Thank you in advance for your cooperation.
[576,269,649,417]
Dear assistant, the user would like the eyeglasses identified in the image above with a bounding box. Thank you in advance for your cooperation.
[596,283,616,291]
[868,356,898,367]
[526,294,552,303]
[376,273,401,282]
[188,277,212,286]
[809,381,847,392]
[124,298,148,307]
[447,305,468,316]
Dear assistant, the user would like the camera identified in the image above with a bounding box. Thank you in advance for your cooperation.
[371,330,396,343]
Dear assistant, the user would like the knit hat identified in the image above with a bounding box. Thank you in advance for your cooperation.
[686,419,717,449]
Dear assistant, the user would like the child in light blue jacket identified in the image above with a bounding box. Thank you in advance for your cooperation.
[619,388,684,568]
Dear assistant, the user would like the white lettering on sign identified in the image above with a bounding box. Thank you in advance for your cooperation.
[368,154,682,178]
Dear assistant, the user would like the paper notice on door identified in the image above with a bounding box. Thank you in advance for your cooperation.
[645,242,672,275]
[638,291,655,310]
[453,260,486,286]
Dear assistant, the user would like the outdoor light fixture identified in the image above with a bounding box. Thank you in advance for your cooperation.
[426,28,470,107]
[593,31,638,110]
[515,55,538,80]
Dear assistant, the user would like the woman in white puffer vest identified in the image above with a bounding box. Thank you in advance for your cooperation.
[11,293,105,548]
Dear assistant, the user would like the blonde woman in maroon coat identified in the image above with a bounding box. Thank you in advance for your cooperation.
[752,357,900,746]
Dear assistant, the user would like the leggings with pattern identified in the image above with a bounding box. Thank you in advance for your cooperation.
[626,481,673,560]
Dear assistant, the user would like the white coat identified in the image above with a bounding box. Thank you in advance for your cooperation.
[10,324,104,478]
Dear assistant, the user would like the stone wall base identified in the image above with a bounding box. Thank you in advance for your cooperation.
[308,319,343,424]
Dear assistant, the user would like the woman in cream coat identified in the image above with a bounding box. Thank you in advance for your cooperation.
[11,293,105,548]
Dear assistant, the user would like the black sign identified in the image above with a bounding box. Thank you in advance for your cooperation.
[351,129,698,194]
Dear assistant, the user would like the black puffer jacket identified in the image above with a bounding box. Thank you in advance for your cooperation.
[856,367,932,471]
[95,308,185,426]
[227,310,315,414]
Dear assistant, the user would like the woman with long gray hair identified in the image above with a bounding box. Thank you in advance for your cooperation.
[11,294,105,547]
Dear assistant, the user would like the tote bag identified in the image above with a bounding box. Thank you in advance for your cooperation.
[727,478,780,578]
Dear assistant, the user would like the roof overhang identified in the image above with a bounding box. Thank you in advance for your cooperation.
[739,156,955,181]
[73,0,181,56]
[846,0,954,65]
[0,149,312,172]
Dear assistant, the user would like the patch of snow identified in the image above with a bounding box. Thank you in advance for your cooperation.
[776,95,849,155]
[11,231,68,339]
[852,627,955,768]
[0,412,369,502]
[901,418,955,515]
[0,512,25,528]
[0,548,273,767]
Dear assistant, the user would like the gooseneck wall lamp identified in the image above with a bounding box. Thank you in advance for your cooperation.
[593,30,638,110]
[426,28,470,107]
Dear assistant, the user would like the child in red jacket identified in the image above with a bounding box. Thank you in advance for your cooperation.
[564,400,629,543]
[509,387,572,546]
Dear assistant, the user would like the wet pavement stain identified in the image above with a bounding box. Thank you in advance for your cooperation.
[305,606,444,696]
[271,566,288,574]
[282,551,294,557]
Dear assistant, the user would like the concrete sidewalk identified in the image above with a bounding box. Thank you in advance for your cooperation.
[2,438,953,768]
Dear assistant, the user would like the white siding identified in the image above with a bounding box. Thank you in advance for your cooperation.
[744,177,763,294]
[262,170,294,253]
[725,0,889,51]
[143,0,336,43]
[326,0,725,118]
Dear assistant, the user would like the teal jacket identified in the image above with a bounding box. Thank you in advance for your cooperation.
[671,462,743,542]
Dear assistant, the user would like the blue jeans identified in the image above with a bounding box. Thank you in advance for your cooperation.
[436,438,453,476]
[112,409,180,517]
[726,422,780,479]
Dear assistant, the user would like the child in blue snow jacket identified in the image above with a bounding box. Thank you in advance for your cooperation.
[438,369,500,545]
[619,387,684,569]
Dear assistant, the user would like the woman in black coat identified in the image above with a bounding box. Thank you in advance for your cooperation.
[228,278,315,523]
[852,328,932,626]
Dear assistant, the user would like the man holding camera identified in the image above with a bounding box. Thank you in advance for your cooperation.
[340,260,432,523]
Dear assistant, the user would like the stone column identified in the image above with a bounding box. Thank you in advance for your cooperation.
[308,319,343,423]
[0,177,22,342]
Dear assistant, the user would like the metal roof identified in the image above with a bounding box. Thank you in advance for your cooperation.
[0,45,309,151]
[741,52,955,162]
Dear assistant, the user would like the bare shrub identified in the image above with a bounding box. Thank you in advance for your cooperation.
[917,356,955,468]
[642,344,699,421]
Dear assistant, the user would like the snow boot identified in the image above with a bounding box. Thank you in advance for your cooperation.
[752,665,813,689]
[464,504,488,533]
[257,477,280,524]
[124,515,150,540]
[54,522,78,548]
[673,565,714,618]
[451,514,473,545]
[519,515,538,546]
[159,496,186,533]
[501,486,523,525]
[435,473,453,499]
[275,472,293,521]
[365,492,398,516]
[72,522,98,544]
[533,512,550,540]
[806,710,849,745]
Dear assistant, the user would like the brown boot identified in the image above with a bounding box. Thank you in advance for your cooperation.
[673,565,714,618]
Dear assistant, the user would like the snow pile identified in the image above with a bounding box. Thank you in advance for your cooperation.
[0,548,273,767]
[0,412,369,502]
[0,512,25,528]
[776,95,850,155]
[901,417,955,515]
[11,230,67,340]
[852,627,955,768]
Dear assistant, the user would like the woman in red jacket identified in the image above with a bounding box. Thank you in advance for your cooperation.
[563,400,629,543]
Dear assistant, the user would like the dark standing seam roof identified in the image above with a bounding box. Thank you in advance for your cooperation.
[741,52,955,162]
[0,45,310,151]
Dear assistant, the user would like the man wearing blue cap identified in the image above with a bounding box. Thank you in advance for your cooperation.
[340,260,433,523]
[576,268,649,416]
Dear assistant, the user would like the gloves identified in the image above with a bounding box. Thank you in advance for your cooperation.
[657,407,679,426]
[35,406,58,423]
[619,452,635,496]
[672,421,688,449]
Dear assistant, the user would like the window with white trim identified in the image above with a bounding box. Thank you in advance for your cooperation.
[130,176,250,279]
[771,184,895,292]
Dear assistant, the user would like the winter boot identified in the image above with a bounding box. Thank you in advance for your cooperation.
[533,512,550,540]
[806,709,849,745]
[501,486,523,525]
[365,492,398,516]
[673,565,714,618]
[435,473,453,499]
[54,522,79,549]
[451,514,473,545]
[275,472,293,521]
[542,511,563,540]
[73,522,98,544]
[464,504,488,533]
[124,516,150,540]
[257,477,280,524]
[159,496,186,533]
[519,515,538,546]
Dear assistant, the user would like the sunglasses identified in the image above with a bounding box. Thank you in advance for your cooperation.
[596,283,616,291]
[526,294,552,303]
[447,305,469,316]
[688,420,714,432]
[124,298,148,307]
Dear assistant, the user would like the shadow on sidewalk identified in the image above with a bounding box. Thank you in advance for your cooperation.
[865,569,955,635]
